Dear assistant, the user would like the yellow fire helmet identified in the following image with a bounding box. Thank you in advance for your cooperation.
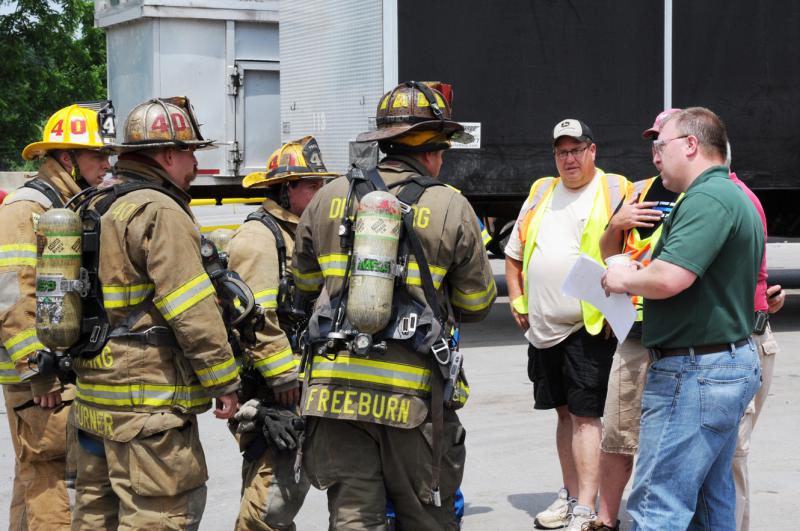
[22,101,117,160]
[242,136,338,188]
[112,96,214,153]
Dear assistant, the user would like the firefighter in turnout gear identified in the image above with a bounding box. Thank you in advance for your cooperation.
[0,102,114,530]
[69,97,240,530]
[228,136,334,530]
[293,81,496,530]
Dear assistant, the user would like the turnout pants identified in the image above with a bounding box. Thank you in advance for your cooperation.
[3,384,72,531]
[235,443,311,531]
[302,410,466,531]
[71,416,208,530]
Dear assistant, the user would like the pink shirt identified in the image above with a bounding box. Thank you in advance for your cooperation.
[730,172,768,311]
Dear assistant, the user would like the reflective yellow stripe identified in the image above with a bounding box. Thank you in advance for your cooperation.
[0,244,37,267]
[75,381,211,408]
[102,283,154,309]
[254,288,278,309]
[405,261,446,289]
[451,278,497,312]
[454,379,470,406]
[253,346,297,377]
[195,357,240,388]
[311,355,431,392]
[0,357,21,383]
[4,328,43,362]
[293,267,323,292]
[318,254,348,278]
[155,273,215,321]
[481,228,492,246]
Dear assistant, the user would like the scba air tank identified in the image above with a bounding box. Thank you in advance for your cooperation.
[35,208,83,350]
[347,191,401,334]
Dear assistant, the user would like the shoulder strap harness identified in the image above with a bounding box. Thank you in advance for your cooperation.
[338,165,452,506]
[69,180,190,358]
[243,209,304,323]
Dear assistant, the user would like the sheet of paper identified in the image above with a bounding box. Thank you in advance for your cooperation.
[561,254,637,343]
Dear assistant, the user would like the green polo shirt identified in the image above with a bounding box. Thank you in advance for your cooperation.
[642,165,763,348]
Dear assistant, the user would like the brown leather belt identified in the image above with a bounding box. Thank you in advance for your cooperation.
[652,338,750,358]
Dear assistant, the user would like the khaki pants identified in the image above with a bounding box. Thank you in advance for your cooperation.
[734,324,779,531]
[71,417,208,530]
[235,444,311,530]
[302,411,466,531]
[601,339,650,455]
[3,384,72,531]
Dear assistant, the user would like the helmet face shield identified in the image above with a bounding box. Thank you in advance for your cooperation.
[160,96,207,143]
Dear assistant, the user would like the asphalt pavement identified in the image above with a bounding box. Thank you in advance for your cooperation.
[1,268,798,530]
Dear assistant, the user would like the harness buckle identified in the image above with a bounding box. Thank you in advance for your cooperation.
[140,326,162,346]
[431,337,451,365]
[89,324,107,345]
[398,200,412,214]
[399,313,418,335]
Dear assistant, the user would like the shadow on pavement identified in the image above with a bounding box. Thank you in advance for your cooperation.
[462,502,492,516]
[507,491,560,519]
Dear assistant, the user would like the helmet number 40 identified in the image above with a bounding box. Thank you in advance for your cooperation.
[150,113,188,133]
[50,118,87,138]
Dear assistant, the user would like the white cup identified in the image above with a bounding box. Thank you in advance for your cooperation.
[605,253,635,268]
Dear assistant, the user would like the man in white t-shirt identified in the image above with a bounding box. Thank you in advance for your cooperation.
[505,120,628,530]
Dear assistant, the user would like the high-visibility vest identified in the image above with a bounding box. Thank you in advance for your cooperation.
[517,170,628,335]
[623,176,682,321]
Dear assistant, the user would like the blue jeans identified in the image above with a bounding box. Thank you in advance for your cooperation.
[628,340,761,531]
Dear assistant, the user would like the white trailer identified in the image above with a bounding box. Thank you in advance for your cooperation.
[95,0,281,189]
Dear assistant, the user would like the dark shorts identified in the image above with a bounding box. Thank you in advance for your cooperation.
[528,328,617,417]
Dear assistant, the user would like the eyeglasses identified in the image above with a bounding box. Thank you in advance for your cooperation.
[554,145,589,161]
[652,135,689,154]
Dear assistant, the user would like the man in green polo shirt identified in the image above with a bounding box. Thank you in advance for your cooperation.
[601,107,763,531]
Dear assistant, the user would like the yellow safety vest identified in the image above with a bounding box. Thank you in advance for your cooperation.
[623,176,683,321]
[517,170,628,335]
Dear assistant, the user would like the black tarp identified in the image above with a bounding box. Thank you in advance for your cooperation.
[399,0,664,209]
[398,0,799,223]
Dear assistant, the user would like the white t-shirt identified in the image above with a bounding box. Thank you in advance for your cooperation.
[506,172,601,349]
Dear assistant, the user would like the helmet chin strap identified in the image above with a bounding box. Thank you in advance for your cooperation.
[279,182,291,210]
[65,150,93,190]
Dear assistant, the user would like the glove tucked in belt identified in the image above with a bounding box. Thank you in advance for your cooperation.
[234,399,304,451]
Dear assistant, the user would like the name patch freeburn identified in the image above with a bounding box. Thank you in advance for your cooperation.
[302,385,427,429]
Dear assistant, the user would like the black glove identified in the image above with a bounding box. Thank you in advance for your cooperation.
[259,405,304,451]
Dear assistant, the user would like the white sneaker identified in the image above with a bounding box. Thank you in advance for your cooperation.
[534,488,576,529]
[565,504,597,531]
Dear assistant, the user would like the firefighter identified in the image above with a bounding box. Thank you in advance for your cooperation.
[0,102,113,531]
[68,97,240,529]
[292,81,496,530]
[227,136,335,530]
